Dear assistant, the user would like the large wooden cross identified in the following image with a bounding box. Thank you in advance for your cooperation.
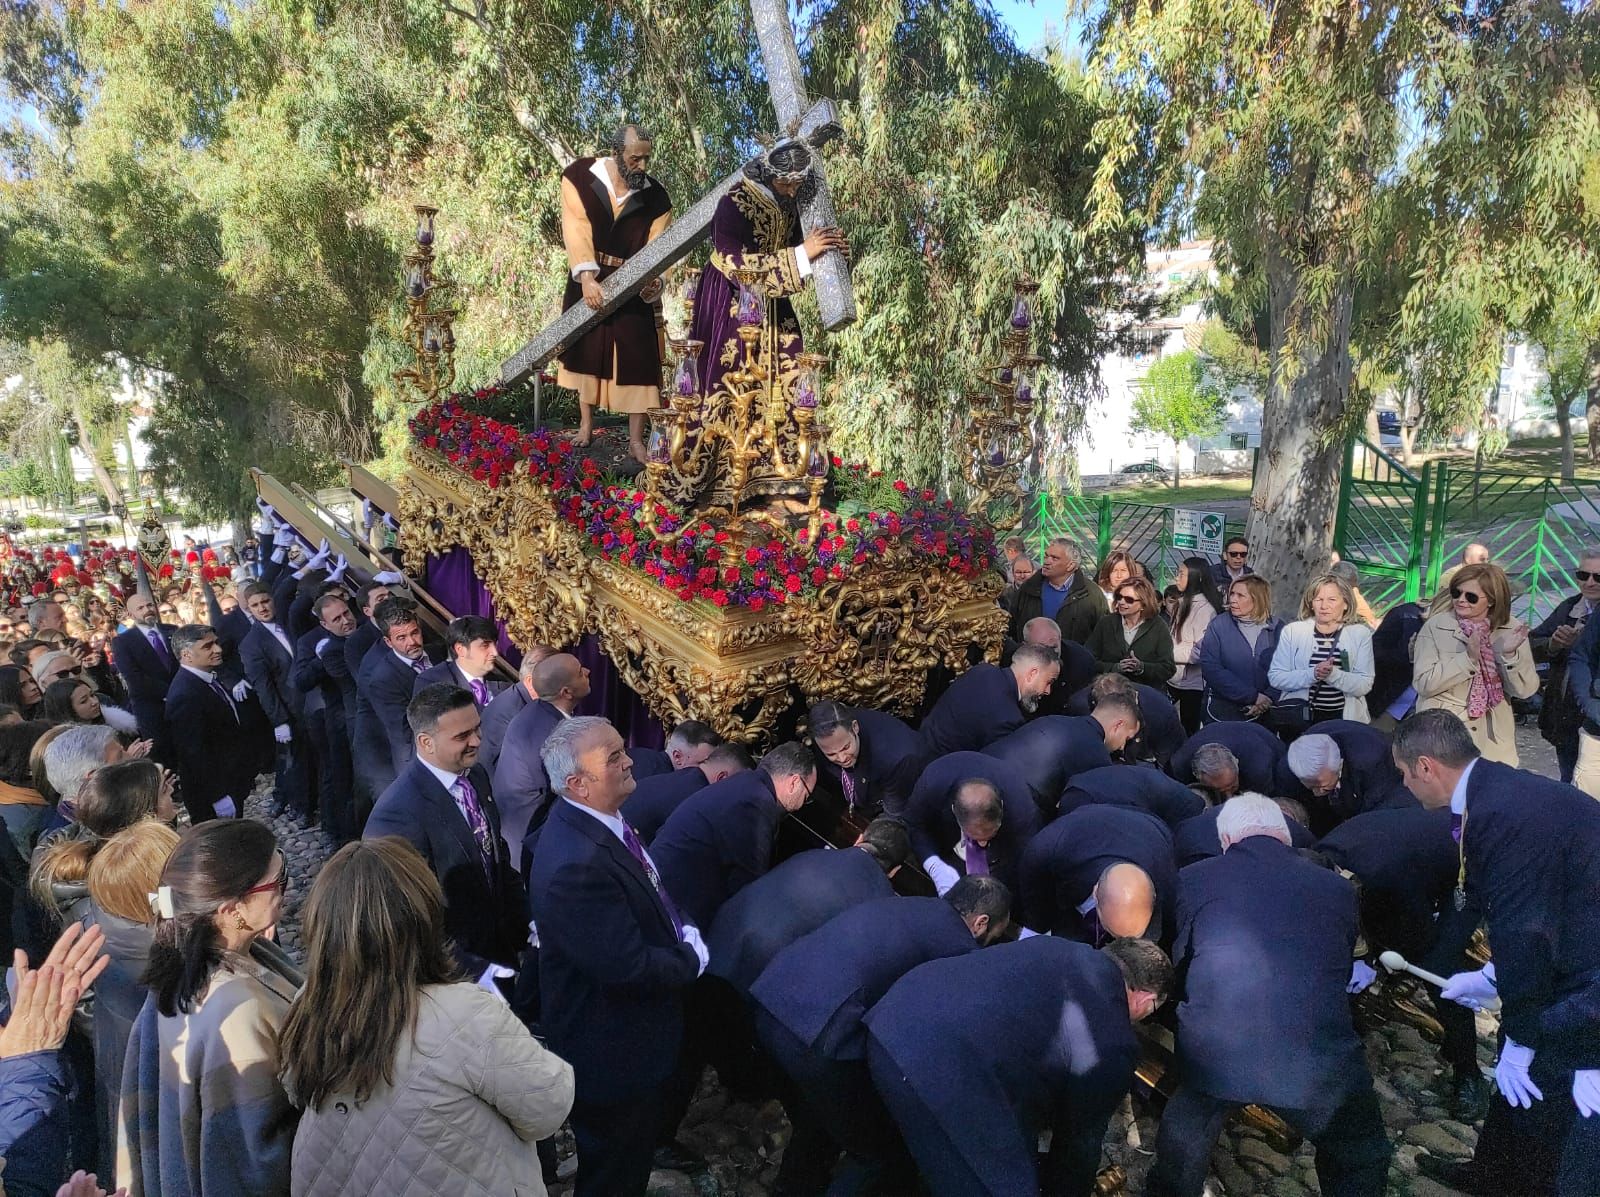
[499,0,857,388]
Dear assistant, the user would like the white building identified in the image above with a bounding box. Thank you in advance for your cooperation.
[1072,239,1261,482]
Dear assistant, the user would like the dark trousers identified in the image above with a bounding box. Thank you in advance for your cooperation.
[1169,687,1205,735]
[1555,733,1579,784]
[1415,911,1481,1074]
[868,1038,1000,1197]
[1149,1081,1391,1197]
[1470,1058,1600,1196]
[570,1093,661,1197]
[308,709,356,841]
[271,728,313,821]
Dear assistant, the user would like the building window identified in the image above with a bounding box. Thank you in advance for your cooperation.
[1229,433,1248,451]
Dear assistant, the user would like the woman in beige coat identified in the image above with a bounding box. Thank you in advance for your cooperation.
[280,837,573,1197]
[1413,562,1538,764]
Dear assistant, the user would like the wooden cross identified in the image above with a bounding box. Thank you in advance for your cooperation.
[498,1,857,388]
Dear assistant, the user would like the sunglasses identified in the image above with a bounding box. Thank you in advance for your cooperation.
[1450,587,1484,604]
[1226,550,1248,558]
[243,858,289,898]
[1577,570,1600,583]
[52,666,83,678]
[1114,593,1139,605]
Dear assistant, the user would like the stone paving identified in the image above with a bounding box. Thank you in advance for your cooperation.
[253,717,1564,1197]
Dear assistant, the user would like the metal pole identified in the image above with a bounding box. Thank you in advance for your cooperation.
[533,374,543,429]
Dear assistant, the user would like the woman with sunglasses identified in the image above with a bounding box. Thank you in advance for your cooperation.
[1086,576,1177,685]
[118,817,300,1196]
[1412,562,1537,764]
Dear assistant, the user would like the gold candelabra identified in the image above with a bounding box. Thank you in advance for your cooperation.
[965,277,1044,533]
[394,205,459,404]
[641,267,831,546]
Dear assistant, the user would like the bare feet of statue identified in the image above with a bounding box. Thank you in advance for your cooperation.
[574,406,594,448]
[630,441,649,465]
[628,412,648,464]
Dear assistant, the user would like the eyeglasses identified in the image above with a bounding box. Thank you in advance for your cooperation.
[1226,550,1248,559]
[800,773,816,804]
[1114,594,1138,605]
[243,858,288,898]
[52,666,83,679]
[1577,570,1600,583]
[1450,587,1484,604]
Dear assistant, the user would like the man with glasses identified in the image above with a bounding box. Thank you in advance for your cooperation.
[1209,536,1253,591]
[1532,547,1600,783]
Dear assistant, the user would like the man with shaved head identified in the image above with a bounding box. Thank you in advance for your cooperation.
[1149,794,1391,1197]
[493,650,591,862]
[1018,803,1177,944]
[478,643,556,775]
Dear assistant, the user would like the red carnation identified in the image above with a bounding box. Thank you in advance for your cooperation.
[744,547,762,565]
[749,596,765,612]
[784,574,803,594]
[711,589,729,607]
[893,480,909,493]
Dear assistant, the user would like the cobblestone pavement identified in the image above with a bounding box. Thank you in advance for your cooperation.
[255,718,1562,1197]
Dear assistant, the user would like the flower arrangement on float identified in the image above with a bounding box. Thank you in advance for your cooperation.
[408,388,996,611]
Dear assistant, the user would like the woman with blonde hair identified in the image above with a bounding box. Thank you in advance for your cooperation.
[281,837,573,1197]
[1086,575,1177,685]
[1412,562,1537,764]
[1268,573,1376,728]
[1199,575,1284,723]
[85,819,180,1179]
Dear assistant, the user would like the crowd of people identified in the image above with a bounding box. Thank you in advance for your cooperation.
[0,516,1595,1197]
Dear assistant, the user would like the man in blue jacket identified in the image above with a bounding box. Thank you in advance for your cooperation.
[352,598,434,804]
[917,644,1059,757]
[1170,720,1292,798]
[1285,722,1415,832]
[1394,710,1600,1196]
[1057,763,1206,829]
[495,652,590,864]
[526,715,707,1197]
[809,700,927,819]
[1149,795,1391,1197]
[899,755,1040,901]
[981,701,1138,816]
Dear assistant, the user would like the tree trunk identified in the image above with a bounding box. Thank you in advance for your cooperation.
[1398,423,1416,465]
[1172,439,1181,489]
[1554,393,1576,483]
[1248,242,1354,619]
[73,411,126,517]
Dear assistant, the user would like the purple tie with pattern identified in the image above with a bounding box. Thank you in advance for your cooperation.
[1451,813,1463,844]
[206,677,238,722]
[621,820,685,938]
[963,838,990,877]
[841,769,858,810]
[470,678,488,707]
[452,776,495,873]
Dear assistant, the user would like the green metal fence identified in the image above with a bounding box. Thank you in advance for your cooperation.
[1027,492,1247,591]
[1332,439,1434,615]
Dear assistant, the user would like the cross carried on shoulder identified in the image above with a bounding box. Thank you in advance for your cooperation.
[498,0,856,389]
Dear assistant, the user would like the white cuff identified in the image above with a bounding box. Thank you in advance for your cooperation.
[794,245,812,280]
[571,262,600,280]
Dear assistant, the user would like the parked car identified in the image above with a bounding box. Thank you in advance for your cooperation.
[1118,461,1174,483]
[1376,410,1400,435]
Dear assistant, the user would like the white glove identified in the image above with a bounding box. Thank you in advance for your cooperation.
[383,513,399,532]
[680,924,710,976]
[1496,1037,1543,1109]
[231,679,251,702]
[314,637,331,656]
[294,539,332,579]
[273,525,297,547]
[1347,959,1378,994]
[477,963,513,1003]
[255,498,275,521]
[1574,1069,1600,1117]
[273,724,292,744]
[1441,964,1499,1011]
[923,855,961,896]
[361,498,373,528]
[270,546,287,564]
[326,554,348,584]
[213,796,238,819]
[1017,927,1042,940]
[373,570,405,586]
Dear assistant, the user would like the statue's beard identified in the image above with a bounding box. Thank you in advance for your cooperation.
[619,163,648,192]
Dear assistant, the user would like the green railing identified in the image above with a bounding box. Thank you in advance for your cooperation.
[1333,438,1433,615]
[1028,492,1246,591]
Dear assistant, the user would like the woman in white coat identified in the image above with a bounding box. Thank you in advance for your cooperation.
[1269,573,1376,726]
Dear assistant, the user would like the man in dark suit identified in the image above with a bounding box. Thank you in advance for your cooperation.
[494,651,589,864]
[414,614,503,710]
[982,698,1139,815]
[1170,720,1290,797]
[917,643,1059,758]
[239,582,312,822]
[477,643,555,776]
[1149,795,1391,1197]
[809,700,927,819]
[651,741,815,931]
[628,719,724,782]
[1020,803,1178,943]
[1369,597,1428,729]
[1317,804,1487,1118]
[1059,763,1206,829]
[1006,536,1104,645]
[1393,711,1600,1196]
[353,597,434,803]
[526,715,706,1197]
[163,625,260,823]
[1066,673,1187,769]
[902,763,1041,901]
[1173,797,1315,866]
[620,742,752,845]
[1285,722,1415,832]
[751,877,1012,1193]
[111,591,178,749]
[291,590,358,841]
[364,684,528,985]
[342,579,393,679]
[1011,616,1098,717]
[867,936,1172,1196]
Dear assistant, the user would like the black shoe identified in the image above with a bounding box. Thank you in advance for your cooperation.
[1415,1151,1490,1195]
[1450,1068,1492,1122]
[652,1140,707,1174]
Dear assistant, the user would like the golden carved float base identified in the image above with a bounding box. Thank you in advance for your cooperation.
[397,447,1006,742]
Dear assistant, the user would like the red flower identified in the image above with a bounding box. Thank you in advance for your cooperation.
[784,574,803,594]
[845,518,860,533]
[744,547,762,565]
[811,567,826,585]
[714,531,730,544]
[750,596,766,612]
[711,589,729,607]
[893,480,909,493]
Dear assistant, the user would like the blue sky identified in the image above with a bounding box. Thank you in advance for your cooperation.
[991,0,1087,57]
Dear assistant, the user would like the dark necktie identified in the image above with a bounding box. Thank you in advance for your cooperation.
[963,837,990,877]
[1451,812,1463,844]
[409,656,426,674]
[452,776,495,874]
[1081,905,1106,947]
[147,628,172,669]
[840,769,858,810]
[621,820,685,938]
[206,676,238,722]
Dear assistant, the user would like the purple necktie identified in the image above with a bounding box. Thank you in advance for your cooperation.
[207,677,238,722]
[621,820,685,938]
[841,769,858,810]
[469,678,488,707]
[1451,813,1463,844]
[963,838,990,877]
[147,628,172,668]
[452,776,495,873]
[410,656,427,674]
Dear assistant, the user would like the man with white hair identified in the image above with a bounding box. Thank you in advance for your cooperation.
[1149,794,1392,1197]
[1006,537,1103,644]
[1285,723,1414,832]
[43,724,124,809]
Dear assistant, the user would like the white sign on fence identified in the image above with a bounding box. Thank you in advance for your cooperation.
[1173,508,1226,556]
